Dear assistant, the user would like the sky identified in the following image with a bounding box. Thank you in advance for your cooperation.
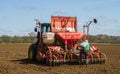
[0,0,120,36]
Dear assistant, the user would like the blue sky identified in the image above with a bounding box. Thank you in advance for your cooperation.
[0,0,120,36]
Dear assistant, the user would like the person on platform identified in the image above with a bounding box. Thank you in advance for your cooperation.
[80,39,90,65]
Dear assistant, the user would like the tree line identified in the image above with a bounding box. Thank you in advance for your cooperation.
[89,34,120,44]
[0,34,120,44]
[0,35,36,43]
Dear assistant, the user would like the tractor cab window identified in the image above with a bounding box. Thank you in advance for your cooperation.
[41,23,51,34]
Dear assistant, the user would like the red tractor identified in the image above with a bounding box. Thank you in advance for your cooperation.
[28,16,106,66]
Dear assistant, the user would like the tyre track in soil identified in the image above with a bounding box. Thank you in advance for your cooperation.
[0,44,120,74]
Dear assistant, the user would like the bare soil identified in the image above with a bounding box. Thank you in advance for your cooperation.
[0,43,120,74]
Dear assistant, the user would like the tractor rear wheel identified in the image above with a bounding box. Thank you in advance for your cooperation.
[28,44,37,61]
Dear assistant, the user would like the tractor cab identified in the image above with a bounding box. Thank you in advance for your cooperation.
[41,23,55,45]
[35,23,55,45]
[41,23,51,33]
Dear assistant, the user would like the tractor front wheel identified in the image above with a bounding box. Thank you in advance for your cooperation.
[28,44,37,61]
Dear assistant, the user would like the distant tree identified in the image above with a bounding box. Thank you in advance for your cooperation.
[28,32,36,43]
[1,35,11,43]
[28,32,36,37]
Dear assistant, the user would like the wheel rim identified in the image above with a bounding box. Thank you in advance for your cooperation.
[29,49,33,60]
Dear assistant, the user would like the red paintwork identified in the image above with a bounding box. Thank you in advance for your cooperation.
[90,45,99,52]
[51,16,85,50]
[56,32,85,44]
[51,16,77,32]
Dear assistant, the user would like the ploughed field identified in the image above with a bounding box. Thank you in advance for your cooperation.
[0,43,120,74]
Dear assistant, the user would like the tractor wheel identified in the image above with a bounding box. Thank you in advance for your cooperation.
[28,44,37,61]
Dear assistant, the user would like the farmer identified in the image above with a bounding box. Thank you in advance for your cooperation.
[80,39,90,65]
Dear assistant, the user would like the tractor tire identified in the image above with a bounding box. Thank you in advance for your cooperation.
[28,44,37,61]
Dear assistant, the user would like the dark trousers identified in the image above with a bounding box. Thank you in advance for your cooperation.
[85,50,89,61]
[80,49,89,62]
